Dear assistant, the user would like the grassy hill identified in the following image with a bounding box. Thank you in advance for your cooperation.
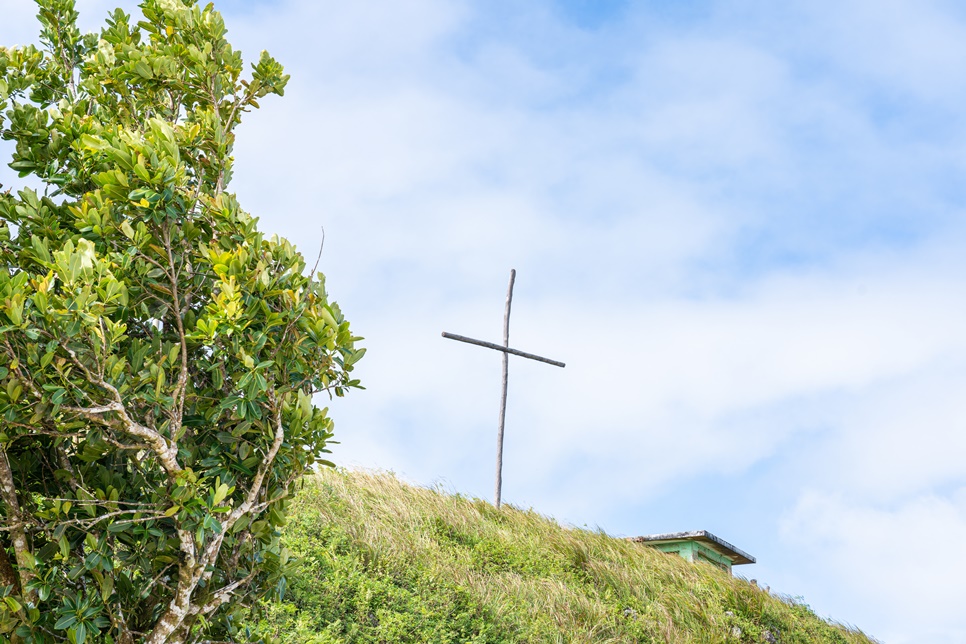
[246,469,876,643]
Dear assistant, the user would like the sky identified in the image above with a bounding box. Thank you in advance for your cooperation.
[3,0,966,641]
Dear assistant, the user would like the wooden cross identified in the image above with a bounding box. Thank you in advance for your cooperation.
[442,269,565,508]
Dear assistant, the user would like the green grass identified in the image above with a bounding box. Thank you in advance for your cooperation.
[246,469,877,643]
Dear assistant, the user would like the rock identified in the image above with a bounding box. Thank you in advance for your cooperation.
[762,628,778,643]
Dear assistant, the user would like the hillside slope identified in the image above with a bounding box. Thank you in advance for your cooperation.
[248,469,876,643]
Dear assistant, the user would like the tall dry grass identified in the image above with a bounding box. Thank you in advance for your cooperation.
[248,469,878,644]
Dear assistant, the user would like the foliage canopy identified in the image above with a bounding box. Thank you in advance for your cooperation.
[0,1,363,642]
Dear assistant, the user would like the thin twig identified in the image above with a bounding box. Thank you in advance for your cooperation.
[310,225,325,277]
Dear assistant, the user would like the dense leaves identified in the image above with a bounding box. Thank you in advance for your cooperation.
[0,1,363,642]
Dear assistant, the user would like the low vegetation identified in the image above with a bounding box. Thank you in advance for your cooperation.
[246,469,876,643]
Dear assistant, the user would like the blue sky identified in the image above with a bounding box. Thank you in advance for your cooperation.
[4,0,966,641]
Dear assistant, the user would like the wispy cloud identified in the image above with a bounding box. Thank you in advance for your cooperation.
[782,489,966,643]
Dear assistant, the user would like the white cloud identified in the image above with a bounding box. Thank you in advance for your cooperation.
[782,490,966,644]
[785,0,966,102]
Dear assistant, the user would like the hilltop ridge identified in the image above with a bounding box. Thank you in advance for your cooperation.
[248,469,876,643]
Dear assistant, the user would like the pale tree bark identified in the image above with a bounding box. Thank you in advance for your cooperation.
[0,447,36,603]
[143,405,287,644]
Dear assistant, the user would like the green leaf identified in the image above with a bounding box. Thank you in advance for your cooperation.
[212,482,230,506]
[55,615,76,630]
[133,162,150,182]
[79,133,109,151]
[134,60,152,79]
[31,235,51,263]
[73,621,87,644]
[344,347,366,368]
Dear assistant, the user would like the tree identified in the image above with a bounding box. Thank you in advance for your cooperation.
[0,0,364,641]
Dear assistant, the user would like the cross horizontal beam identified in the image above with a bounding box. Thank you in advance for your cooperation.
[441,332,566,368]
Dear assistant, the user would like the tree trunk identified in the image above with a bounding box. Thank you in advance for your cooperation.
[0,540,19,593]
[0,448,36,603]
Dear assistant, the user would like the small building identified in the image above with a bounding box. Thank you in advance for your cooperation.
[629,530,755,574]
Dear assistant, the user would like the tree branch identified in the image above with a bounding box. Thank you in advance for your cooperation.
[163,224,190,440]
[61,400,182,479]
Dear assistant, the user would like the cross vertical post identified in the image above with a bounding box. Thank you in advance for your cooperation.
[442,270,565,508]
[494,269,516,508]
